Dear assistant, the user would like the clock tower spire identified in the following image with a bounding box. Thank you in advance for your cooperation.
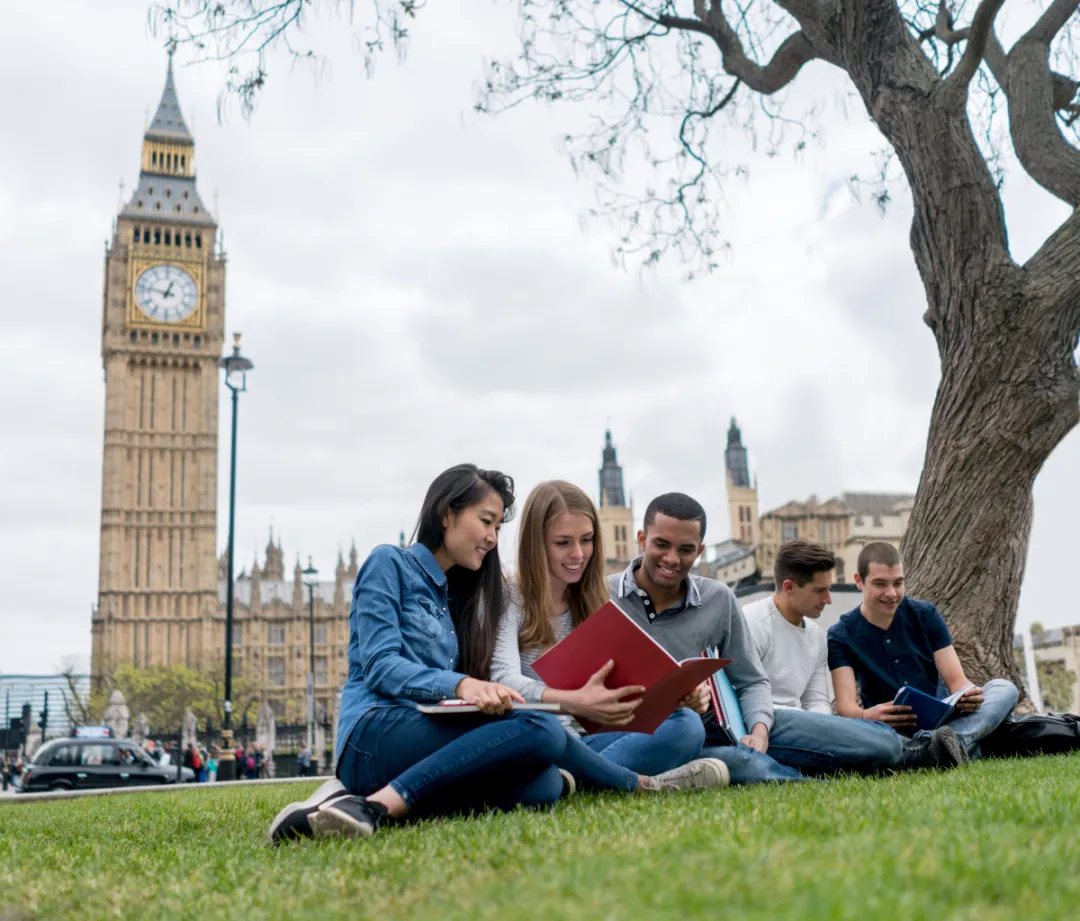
[91,55,226,682]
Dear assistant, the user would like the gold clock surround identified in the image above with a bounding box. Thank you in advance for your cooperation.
[126,255,206,331]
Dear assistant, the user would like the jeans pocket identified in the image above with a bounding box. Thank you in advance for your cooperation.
[342,748,377,796]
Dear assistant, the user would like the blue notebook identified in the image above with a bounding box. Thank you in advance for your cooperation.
[893,684,974,732]
[702,646,748,743]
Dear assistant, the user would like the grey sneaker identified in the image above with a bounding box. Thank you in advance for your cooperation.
[267,778,349,844]
[929,725,970,768]
[309,795,390,840]
[645,758,730,792]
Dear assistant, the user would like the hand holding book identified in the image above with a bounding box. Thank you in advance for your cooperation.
[541,659,646,728]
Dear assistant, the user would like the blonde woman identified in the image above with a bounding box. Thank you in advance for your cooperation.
[491,480,727,793]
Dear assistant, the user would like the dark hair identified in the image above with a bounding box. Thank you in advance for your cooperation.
[857,541,903,580]
[774,540,836,587]
[413,464,515,678]
[643,492,707,540]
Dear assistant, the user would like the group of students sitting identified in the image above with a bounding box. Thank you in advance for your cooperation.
[268,464,1020,843]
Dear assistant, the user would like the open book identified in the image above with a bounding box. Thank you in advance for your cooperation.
[893,683,976,732]
[417,701,562,715]
[531,601,730,735]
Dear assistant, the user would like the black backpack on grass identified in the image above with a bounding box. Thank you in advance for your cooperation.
[979,713,1080,757]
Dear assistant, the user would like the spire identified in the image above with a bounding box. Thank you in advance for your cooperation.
[120,52,214,225]
[146,50,193,143]
[598,429,627,508]
[725,417,751,488]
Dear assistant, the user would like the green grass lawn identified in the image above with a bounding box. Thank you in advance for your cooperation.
[2,754,1080,921]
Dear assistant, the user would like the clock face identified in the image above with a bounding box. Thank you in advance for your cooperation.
[134,264,198,323]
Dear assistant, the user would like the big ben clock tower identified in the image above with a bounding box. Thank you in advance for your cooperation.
[91,54,225,681]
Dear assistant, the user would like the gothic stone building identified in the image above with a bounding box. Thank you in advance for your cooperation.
[91,56,226,680]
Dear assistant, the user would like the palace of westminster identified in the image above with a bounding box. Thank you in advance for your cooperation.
[89,60,913,722]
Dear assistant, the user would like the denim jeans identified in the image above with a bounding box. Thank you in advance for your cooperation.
[582,707,706,776]
[769,708,904,774]
[699,743,806,784]
[337,706,567,816]
[913,678,1019,756]
[557,708,706,793]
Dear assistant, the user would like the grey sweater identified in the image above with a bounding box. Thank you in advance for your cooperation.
[607,561,774,732]
[489,598,572,702]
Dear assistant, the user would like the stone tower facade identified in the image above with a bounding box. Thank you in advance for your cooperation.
[597,430,634,572]
[725,417,759,548]
[90,56,226,680]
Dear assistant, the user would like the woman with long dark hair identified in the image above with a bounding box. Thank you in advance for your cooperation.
[490,480,729,794]
[269,465,567,843]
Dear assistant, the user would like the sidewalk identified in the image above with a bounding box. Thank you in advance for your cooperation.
[1,775,333,805]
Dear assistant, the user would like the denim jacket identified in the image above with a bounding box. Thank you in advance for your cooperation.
[335,543,468,760]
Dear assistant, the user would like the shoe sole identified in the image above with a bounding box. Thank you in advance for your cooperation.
[559,769,576,798]
[267,778,347,844]
[309,801,378,839]
[936,727,970,767]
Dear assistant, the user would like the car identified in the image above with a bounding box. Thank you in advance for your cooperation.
[14,738,196,793]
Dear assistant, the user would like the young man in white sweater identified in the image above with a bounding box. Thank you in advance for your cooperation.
[741,540,903,775]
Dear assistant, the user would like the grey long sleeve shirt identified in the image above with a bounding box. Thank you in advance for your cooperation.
[607,560,774,733]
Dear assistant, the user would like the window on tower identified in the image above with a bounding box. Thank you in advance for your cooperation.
[194,234,201,249]
[152,152,157,166]
[133,227,140,243]
[185,233,191,247]
[164,230,171,245]
[153,229,161,245]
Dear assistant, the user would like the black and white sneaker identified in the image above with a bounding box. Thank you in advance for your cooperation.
[309,795,390,840]
[267,778,350,844]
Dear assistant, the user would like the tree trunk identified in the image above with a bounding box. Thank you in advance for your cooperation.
[903,291,1080,688]
[828,0,1080,694]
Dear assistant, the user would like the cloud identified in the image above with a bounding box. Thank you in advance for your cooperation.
[2,0,1078,676]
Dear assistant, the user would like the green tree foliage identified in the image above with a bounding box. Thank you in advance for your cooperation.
[110,663,261,733]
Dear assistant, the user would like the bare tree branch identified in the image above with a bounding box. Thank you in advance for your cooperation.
[1024,209,1080,326]
[940,0,1007,107]
[651,3,819,95]
[1028,0,1080,44]
[1004,29,1080,205]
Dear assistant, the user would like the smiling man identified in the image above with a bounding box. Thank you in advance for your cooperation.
[608,493,804,784]
[741,540,903,775]
[827,541,1018,766]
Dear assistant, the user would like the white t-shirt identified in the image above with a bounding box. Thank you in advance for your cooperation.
[743,596,832,714]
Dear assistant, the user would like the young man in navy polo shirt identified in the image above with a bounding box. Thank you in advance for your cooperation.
[827,541,1018,767]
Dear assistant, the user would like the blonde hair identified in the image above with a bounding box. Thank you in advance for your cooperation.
[516,480,610,651]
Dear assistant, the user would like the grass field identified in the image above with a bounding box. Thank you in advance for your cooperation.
[2,754,1079,921]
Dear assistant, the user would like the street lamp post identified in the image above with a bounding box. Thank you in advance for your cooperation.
[301,557,319,768]
[217,332,253,781]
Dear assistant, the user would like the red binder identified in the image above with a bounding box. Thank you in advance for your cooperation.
[531,601,730,734]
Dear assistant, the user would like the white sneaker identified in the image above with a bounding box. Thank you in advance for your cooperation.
[558,768,576,798]
[645,758,730,792]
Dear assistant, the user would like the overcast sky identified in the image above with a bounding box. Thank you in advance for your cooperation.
[2,1,1077,675]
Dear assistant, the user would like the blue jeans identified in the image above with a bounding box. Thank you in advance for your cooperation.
[913,678,1019,757]
[582,707,706,775]
[558,708,706,793]
[699,742,805,784]
[337,706,567,816]
[769,708,904,774]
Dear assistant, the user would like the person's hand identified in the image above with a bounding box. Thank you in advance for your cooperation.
[862,702,918,728]
[564,660,645,727]
[681,681,711,715]
[454,677,525,715]
[955,686,984,713]
[740,723,769,754]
